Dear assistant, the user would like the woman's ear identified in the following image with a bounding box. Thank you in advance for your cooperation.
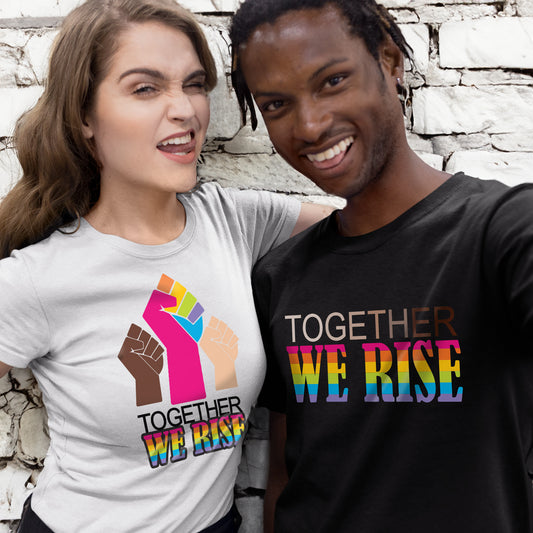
[81,115,94,140]
[378,35,404,80]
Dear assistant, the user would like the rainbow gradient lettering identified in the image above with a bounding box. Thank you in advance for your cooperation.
[192,414,245,456]
[287,344,348,403]
[142,427,187,468]
[363,340,462,402]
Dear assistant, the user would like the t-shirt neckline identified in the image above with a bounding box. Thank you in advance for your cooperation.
[79,196,196,258]
[320,172,467,254]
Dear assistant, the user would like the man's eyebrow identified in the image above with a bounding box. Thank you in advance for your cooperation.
[253,57,350,98]
[309,57,349,82]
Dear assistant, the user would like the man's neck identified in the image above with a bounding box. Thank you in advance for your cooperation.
[337,151,450,237]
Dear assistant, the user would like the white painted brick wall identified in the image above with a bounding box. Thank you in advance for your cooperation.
[0,1,532,530]
[440,18,533,68]
[412,86,533,135]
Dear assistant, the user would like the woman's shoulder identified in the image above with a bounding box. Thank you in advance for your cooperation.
[180,181,295,211]
[3,222,91,272]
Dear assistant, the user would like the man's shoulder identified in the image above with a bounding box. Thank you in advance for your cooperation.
[254,214,332,277]
[455,173,533,216]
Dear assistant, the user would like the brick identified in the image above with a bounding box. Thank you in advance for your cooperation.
[412,86,533,135]
[0,147,21,196]
[0,463,32,520]
[0,29,34,88]
[425,61,462,86]
[440,18,533,68]
[461,69,533,87]
[419,152,444,171]
[432,133,491,157]
[5,392,29,417]
[491,133,533,152]
[0,0,79,18]
[25,29,57,84]
[445,151,533,186]
[391,10,419,24]
[0,28,27,48]
[202,24,241,140]
[0,410,15,457]
[224,126,273,155]
[400,24,430,74]
[0,86,43,137]
[416,5,497,24]
[517,0,533,17]
[382,0,496,6]
[180,0,240,12]
[198,152,325,195]
[18,407,49,465]
[407,132,433,153]
[0,373,11,395]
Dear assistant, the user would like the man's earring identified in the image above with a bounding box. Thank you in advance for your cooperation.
[396,77,412,125]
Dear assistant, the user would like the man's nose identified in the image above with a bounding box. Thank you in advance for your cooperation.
[292,100,332,144]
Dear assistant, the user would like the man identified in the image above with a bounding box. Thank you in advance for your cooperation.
[230,0,533,531]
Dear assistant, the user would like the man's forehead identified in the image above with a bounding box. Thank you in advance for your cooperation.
[246,4,352,47]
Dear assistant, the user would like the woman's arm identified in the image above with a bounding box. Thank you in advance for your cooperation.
[291,203,334,237]
[0,361,12,379]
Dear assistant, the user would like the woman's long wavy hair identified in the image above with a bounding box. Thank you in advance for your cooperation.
[0,0,216,259]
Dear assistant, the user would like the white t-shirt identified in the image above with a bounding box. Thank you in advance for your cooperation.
[0,183,300,533]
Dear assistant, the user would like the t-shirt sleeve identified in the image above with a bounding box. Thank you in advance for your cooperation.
[228,188,301,264]
[0,252,50,368]
[483,184,533,343]
[252,259,288,413]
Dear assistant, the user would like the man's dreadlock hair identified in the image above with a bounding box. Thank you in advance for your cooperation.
[230,0,413,130]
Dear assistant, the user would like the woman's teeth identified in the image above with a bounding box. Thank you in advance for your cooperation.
[307,136,354,163]
[159,133,192,147]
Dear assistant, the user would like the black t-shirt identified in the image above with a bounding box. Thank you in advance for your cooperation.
[253,173,533,532]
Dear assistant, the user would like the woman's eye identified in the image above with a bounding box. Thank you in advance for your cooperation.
[133,85,156,95]
[184,82,207,94]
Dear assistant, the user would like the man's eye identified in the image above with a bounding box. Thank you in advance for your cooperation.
[263,100,284,112]
[327,75,345,88]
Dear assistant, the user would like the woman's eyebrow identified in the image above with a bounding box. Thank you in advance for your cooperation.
[118,68,207,83]
[184,69,207,82]
[118,67,166,81]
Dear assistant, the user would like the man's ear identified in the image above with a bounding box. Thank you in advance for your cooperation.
[378,35,404,80]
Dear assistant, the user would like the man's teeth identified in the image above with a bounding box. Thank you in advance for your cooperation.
[159,133,192,146]
[307,136,354,163]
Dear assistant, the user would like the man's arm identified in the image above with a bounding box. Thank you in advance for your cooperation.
[291,203,334,237]
[264,410,289,533]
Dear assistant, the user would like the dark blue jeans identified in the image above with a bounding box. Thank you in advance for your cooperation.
[18,495,242,533]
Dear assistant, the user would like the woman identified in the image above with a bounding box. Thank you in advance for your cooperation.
[0,1,327,531]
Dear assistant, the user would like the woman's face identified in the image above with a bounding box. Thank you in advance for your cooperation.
[83,21,210,198]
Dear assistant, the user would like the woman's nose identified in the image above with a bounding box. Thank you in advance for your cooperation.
[167,91,196,122]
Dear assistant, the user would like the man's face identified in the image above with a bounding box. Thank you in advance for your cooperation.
[239,5,404,200]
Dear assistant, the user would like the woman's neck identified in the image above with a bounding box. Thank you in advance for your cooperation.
[85,191,187,245]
